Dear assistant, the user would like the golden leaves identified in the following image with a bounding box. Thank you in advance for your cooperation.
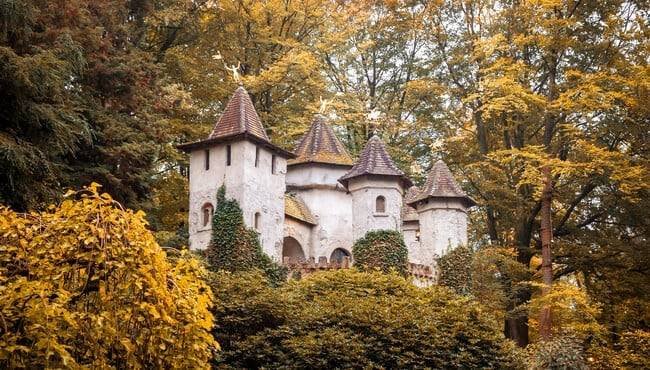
[0,185,216,368]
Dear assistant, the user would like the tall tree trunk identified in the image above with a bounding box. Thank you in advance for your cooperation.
[539,51,559,340]
[539,165,553,340]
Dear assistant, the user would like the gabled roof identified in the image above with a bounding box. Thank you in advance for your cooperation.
[285,193,317,225]
[406,160,476,207]
[288,114,353,167]
[177,86,295,158]
[339,135,413,188]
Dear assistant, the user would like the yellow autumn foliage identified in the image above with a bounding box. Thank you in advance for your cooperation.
[0,184,216,368]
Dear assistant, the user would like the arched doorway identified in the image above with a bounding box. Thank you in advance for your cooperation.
[282,237,305,260]
[330,248,351,263]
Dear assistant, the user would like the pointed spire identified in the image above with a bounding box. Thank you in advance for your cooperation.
[339,135,412,188]
[176,86,295,158]
[289,114,353,167]
[406,160,476,207]
[209,86,270,141]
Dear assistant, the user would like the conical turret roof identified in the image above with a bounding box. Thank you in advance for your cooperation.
[177,86,294,158]
[406,160,476,207]
[339,135,412,188]
[289,114,353,167]
[208,86,269,141]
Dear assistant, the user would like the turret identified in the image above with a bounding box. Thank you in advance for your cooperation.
[178,85,295,259]
[339,135,412,242]
[285,114,354,260]
[406,160,476,265]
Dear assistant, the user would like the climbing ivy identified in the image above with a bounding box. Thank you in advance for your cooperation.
[352,230,408,275]
[437,245,474,295]
[206,185,286,285]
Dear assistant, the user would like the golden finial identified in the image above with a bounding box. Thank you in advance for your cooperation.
[318,96,331,114]
[224,62,242,85]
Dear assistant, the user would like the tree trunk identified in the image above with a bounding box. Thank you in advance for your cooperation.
[539,165,554,340]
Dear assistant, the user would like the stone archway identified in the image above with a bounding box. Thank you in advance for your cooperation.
[282,236,306,261]
[330,248,351,263]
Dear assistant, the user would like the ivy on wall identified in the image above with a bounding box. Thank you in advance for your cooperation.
[206,185,286,285]
[352,230,408,275]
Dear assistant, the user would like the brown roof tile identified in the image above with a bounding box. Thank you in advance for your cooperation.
[406,160,476,207]
[177,86,295,158]
[209,86,269,141]
[339,135,412,188]
[285,193,317,225]
[288,114,353,167]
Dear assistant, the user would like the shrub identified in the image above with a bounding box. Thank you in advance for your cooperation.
[527,335,588,370]
[438,245,474,295]
[213,269,522,369]
[352,230,408,275]
[0,184,216,368]
[206,185,286,285]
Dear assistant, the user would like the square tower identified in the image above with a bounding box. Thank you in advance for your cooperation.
[178,86,295,260]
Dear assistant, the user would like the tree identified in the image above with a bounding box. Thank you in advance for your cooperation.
[0,183,215,368]
[430,0,649,345]
[352,229,408,275]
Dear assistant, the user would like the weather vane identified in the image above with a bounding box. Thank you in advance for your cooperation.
[224,62,242,85]
[318,96,331,114]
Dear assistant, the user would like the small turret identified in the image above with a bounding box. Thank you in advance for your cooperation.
[406,160,475,264]
[339,135,412,241]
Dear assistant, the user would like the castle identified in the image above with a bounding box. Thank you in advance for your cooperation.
[178,85,475,269]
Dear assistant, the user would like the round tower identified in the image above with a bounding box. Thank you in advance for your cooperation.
[405,160,476,265]
[339,135,413,242]
[285,114,354,260]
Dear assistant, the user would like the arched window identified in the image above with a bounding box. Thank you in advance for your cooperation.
[202,203,214,227]
[375,195,386,213]
[330,248,351,263]
[254,212,261,230]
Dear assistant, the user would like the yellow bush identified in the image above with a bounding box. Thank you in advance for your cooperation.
[0,184,216,368]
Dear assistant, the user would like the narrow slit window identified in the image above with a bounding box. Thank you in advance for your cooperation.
[254,212,261,230]
[271,155,276,174]
[202,203,214,227]
[204,149,210,170]
[226,145,231,166]
[255,147,260,167]
[376,196,386,213]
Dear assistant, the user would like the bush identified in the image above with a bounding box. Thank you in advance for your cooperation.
[206,185,286,285]
[527,335,587,370]
[438,245,474,295]
[352,230,408,275]
[587,330,650,369]
[0,184,216,368]
[212,269,522,369]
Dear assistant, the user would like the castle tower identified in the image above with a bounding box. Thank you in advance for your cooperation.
[405,160,476,265]
[286,114,354,260]
[339,135,412,242]
[178,86,295,259]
